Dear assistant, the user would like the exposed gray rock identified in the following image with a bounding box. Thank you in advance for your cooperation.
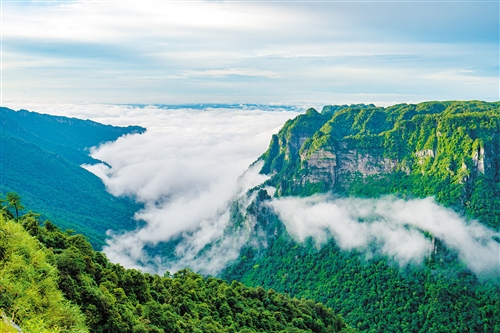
[300,144,399,187]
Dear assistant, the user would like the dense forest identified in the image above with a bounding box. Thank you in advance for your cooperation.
[0,195,353,333]
[221,101,500,332]
[0,107,145,248]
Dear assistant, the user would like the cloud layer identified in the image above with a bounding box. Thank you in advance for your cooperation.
[270,194,500,276]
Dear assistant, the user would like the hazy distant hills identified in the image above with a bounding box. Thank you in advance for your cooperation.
[1,108,145,165]
[0,107,145,248]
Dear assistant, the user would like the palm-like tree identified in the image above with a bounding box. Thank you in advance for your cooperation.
[6,192,24,218]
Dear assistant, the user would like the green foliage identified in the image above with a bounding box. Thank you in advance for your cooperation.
[222,221,500,333]
[0,214,88,332]
[224,101,500,332]
[0,132,142,248]
[0,195,354,333]
[5,192,24,218]
[259,108,327,189]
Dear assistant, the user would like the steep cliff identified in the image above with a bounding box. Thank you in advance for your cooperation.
[259,101,500,229]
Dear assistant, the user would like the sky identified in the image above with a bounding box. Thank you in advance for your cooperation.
[2,0,499,106]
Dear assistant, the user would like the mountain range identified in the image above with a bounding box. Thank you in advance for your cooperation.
[219,100,500,332]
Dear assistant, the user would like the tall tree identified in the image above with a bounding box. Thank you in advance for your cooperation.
[6,192,24,218]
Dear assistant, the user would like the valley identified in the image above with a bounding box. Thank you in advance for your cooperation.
[0,101,499,332]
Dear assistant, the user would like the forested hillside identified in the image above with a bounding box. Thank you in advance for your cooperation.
[0,107,145,248]
[221,101,500,333]
[0,107,144,165]
[2,102,498,333]
[259,100,500,229]
[0,199,353,333]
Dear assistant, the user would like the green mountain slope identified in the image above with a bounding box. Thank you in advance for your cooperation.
[259,100,500,229]
[221,101,500,333]
[0,107,145,248]
[0,207,354,333]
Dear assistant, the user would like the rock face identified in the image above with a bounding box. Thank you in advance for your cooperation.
[472,146,485,174]
[300,148,337,186]
[299,147,400,189]
[258,101,500,229]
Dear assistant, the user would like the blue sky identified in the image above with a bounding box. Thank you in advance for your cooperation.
[2,0,499,106]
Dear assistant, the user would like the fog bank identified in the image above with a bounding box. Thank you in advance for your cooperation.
[72,105,299,273]
[270,195,500,276]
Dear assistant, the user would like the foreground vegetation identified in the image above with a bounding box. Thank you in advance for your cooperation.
[0,194,353,333]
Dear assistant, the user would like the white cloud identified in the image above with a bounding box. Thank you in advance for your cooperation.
[33,104,299,273]
[423,69,499,86]
[183,68,280,79]
[270,195,500,276]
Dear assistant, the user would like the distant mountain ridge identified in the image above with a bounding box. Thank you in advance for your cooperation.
[1,107,145,165]
[125,103,302,111]
[0,107,146,248]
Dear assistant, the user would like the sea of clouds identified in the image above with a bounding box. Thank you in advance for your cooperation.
[14,103,299,273]
[8,102,498,276]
